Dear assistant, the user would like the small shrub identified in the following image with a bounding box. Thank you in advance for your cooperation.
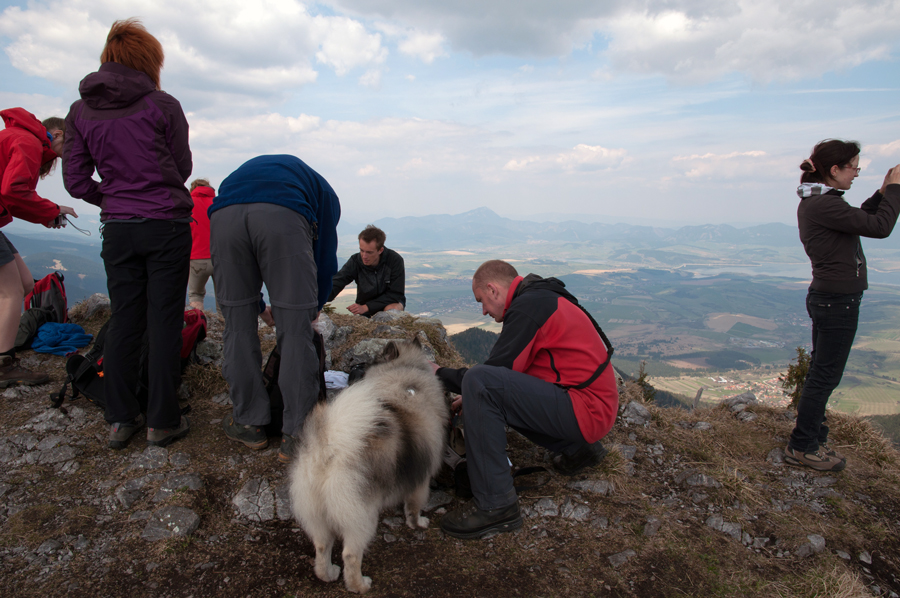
[779,347,810,409]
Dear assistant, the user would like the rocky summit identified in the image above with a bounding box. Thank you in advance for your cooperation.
[0,300,898,597]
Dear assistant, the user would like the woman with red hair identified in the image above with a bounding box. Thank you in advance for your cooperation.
[63,19,193,450]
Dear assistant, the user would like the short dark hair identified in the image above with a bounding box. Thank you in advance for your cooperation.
[801,139,860,184]
[473,260,518,290]
[101,19,164,90]
[358,225,386,249]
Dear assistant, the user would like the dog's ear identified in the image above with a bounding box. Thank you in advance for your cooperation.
[411,335,422,349]
[381,341,400,361]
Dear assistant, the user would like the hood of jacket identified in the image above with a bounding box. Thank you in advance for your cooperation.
[1,107,57,165]
[78,62,156,110]
[191,186,216,202]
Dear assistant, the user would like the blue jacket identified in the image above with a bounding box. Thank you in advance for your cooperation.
[210,155,341,309]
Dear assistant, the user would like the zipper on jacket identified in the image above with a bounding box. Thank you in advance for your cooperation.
[856,243,862,277]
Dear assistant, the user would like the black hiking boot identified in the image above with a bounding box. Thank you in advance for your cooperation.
[552,441,609,476]
[222,415,268,450]
[441,501,522,540]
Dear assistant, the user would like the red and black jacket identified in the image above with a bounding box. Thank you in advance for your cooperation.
[439,274,618,443]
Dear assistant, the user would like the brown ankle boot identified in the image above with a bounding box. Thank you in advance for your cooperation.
[0,354,50,388]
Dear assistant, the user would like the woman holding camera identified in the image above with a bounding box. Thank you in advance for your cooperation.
[787,139,900,471]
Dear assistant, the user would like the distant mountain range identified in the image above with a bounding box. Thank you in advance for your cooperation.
[5,230,106,304]
[371,207,808,251]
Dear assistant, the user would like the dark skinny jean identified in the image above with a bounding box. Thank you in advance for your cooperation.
[788,290,861,453]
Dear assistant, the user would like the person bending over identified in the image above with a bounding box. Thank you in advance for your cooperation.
[435,260,618,539]
[327,225,405,316]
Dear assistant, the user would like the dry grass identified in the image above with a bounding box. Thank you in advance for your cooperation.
[768,563,871,598]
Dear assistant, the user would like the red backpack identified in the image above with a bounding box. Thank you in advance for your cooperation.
[25,272,67,323]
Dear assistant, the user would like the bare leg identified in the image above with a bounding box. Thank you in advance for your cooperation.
[0,257,27,353]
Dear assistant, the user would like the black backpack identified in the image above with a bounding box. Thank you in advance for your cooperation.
[50,312,208,412]
[261,330,327,437]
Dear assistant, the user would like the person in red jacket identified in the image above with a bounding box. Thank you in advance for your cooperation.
[435,260,618,539]
[0,108,78,388]
[188,178,215,311]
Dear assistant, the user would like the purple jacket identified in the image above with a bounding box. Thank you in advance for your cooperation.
[62,62,193,221]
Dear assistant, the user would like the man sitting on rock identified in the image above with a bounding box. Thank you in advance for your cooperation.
[327,225,405,317]
[435,260,618,540]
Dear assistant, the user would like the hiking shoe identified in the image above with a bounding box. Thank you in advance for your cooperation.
[820,442,847,462]
[552,441,609,476]
[147,416,190,447]
[277,435,297,464]
[222,415,268,450]
[784,445,846,472]
[0,355,50,388]
[109,414,145,450]
[440,501,523,540]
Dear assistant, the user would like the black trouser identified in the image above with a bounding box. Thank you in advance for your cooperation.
[101,220,191,429]
[789,290,861,453]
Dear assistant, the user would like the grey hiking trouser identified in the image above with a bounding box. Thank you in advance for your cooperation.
[210,203,319,436]
[461,364,587,510]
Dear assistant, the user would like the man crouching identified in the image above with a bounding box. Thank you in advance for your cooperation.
[435,260,618,539]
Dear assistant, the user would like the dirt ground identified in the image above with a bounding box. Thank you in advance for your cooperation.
[1,307,899,598]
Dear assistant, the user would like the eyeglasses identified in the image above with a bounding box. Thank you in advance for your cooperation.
[842,165,861,174]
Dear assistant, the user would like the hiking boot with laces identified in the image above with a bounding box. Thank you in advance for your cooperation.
[109,413,145,450]
[0,355,50,388]
[552,441,609,476]
[222,415,268,450]
[819,442,847,462]
[784,444,846,472]
[147,416,190,447]
[440,501,522,539]
[277,434,297,464]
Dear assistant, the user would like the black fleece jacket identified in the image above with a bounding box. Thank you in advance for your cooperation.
[798,183,900,294]
[327,247,406,316]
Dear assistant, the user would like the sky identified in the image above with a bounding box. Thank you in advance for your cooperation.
[2,0,899,228]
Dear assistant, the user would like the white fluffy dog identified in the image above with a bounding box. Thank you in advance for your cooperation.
[290,339,449,594]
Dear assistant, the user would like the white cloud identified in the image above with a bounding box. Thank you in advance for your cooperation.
[397,31,445,63]
[329,0,900,82]
[502,145,629,174]
[866,140,900,158]
[359,68,383,89]
[672,150,769,179]
[357,164,380,176]
[0,0,386,100]
[503,156,541,171]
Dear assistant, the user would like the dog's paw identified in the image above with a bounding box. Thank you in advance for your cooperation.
[405,514,429,529]
[317,563,341,583]
[346,575,372,594]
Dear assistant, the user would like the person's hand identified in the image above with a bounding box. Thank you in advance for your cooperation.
[451,395,462,414]
[347,303,369,315]
[260,306,275,327]
[881,165,900,194]
[59,205,78,218]
[429,361,440,374]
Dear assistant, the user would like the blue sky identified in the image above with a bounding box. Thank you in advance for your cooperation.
[2,0,899,228]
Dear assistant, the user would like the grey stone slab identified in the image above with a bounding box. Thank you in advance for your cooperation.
[275,480,293,521]
[131,446,169,470]
[141,506,200,542]
[567,480,613,496]
[232,478,275,522]
[533,498,559,517]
